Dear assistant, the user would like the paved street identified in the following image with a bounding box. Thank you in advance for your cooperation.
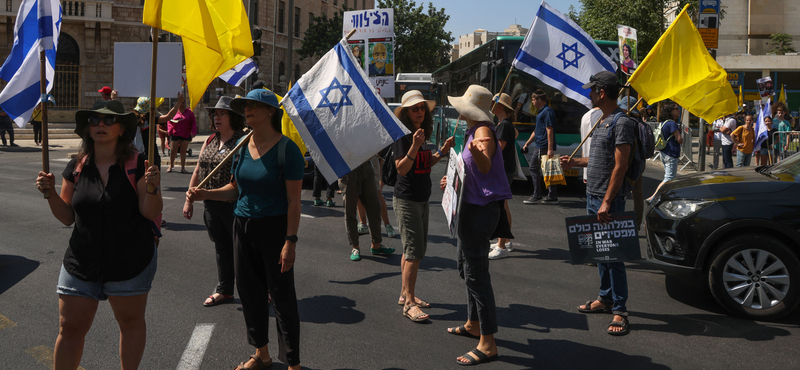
[1,143,799,370]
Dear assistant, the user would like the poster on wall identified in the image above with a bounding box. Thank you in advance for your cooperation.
[757,76,774,98]
[343,9,395,98]
[617,25,637,75]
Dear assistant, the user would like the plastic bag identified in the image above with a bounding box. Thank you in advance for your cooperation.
[541,155,567,187]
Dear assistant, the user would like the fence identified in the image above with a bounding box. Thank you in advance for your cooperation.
[774,131,800,161]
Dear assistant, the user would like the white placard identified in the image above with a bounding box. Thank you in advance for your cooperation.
[442,152,465,238]
[343,9,395,99]
[113,42,183,98]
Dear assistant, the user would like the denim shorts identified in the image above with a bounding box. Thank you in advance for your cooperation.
[661,155,679,182]
[57,246,157,300]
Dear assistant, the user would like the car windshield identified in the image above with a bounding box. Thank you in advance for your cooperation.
[764,152,800,182]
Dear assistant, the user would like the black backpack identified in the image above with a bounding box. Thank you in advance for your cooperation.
[638,119,656,158]
[606,112,646,187]
[381,145,397,187]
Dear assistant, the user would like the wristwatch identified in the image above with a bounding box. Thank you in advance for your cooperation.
[285,235,298,243]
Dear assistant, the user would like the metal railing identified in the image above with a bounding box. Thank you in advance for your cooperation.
[774,131,800,161]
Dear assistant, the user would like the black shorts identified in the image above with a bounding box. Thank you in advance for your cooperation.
[171,135,191,142]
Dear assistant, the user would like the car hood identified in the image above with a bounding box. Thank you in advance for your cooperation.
[658,167,795,200]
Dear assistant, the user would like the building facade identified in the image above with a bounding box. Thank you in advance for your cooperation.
[450,24,528,62]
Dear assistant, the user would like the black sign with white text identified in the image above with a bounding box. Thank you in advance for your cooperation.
[565,212,641,265]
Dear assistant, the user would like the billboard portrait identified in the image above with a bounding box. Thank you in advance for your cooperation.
[368,37,394,77]
[348,39,365,67]
[756,76,774,98]
[617,25,638,75]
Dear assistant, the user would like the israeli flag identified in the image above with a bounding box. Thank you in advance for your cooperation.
[282,39,410,183]
[754,98,770,152]
[219,58,258,87]
[0,0,62,128]
[512,1,616,109]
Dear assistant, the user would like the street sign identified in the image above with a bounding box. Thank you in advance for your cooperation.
[699,28,719,49]
[700,0,721,14]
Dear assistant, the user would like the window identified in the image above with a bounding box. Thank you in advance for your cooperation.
[342,0,347,8]
[279,62,285,77]
[362,0,366,9]
[294,64,301,81]
[333,0,337,6]
[278,1,285,33]
[252,0,259,26]
[308,12,314,29]
[294,7,300,37]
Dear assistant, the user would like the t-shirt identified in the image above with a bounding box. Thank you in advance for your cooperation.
[168,108,197,138]
[495,118,516,174]
[392,134,432,202]
[534,105,555,149]
[581,108,602,180]
[61,152,155,283]
[732,126,755,154]
[720,117,736,146]
[586,109,636,198]
[232,137,305,218]
[776,119,791,150]
[660,120,681,158]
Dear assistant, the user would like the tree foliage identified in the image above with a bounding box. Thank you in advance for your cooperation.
[297,8,347,61]
[769,33,796,55]
[376,0,453,73]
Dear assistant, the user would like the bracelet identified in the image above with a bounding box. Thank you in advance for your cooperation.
[406,154,416,161]
[437,148,443,157]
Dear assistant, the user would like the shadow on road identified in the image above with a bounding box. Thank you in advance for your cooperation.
[161,221,207,232]
[516,339,670,370]
[632,311,794,340]
[0,255,39,295]
[297,295,365,325]
[428,303,589,333]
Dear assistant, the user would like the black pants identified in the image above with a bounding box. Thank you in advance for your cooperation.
[0,121,14,145]
[203,200,235,296]
[32,121,42,144]
[234,215,300,366]
[529,148,558,200]
[457,202,500,335]
[312,165,337,199]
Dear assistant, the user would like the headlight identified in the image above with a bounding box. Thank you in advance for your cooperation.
[657,200,713,219]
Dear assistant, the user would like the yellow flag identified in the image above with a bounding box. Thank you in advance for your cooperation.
[738,85,743,108]
[143,0,253,110]
[275,82,307,155]
[628,5,737,122]
[779,84,787,104]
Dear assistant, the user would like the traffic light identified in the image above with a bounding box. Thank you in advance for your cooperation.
[252,28,263,56]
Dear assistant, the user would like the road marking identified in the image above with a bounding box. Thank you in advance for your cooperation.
[162,196,176,200]
[25,345,86,370]
[301,214,315,219]
[0,313,17,329]
[176,323,215,370]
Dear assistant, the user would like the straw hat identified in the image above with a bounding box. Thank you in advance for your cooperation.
[394,90,436,117]
[448,85,493,122]
[75,99,137,139]
[492,93,513,110]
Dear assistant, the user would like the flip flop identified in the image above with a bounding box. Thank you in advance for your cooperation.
[180,169,189,174]
[447,325,480,339]
[607,316,630,336]
[456,348,498,366]
[403,304,429,323]
[166,167,173,173]
[234,354,272,370]
[204,294,234,307]
[398,296,432,308]
[578,300,611,313]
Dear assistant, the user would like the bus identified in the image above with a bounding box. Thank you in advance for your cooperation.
[431,35,620,182]
[395,73,433,102]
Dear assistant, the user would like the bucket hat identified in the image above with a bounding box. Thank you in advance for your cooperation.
[75,99,137,139]
[492,93,513,111]
[204,96,242,116]
[230,89,283,121]
[447,85,493,122]
[133,97,165,114]
[394,90,436,117]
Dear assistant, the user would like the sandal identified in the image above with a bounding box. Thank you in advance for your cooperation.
[607,316,630,336]
[398,296,431,308]
[233,355,272,370]
[204,294,234,307]
[403,304,429,322]
[578,299,611,313]
[456,348,497,366]
[447,325,480,339]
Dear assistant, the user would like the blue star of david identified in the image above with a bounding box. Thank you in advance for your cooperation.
[317,77,353,117]
[556,42,584,70]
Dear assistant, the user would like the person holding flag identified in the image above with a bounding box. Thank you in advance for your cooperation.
[732,114,756,167]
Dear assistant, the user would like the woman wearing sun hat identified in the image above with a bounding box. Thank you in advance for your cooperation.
[35,99,162,369]
[187,89,304,370]
[392,90,454,322]
[439,85,511,366]
[183,96,247,308]
[132,93,184,165]
[488,93,518,260]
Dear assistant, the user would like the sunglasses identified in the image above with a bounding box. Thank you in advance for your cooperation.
[408,105,426,113]
[88,116,118,126]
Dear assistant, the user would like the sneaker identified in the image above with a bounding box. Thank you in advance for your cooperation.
[326,200,336,207]
[539,198,559,204]
[350,249,361,261]
[9,143,18,147]
[385,224,396,238]
[357,223,369,235]
[313,199,324,206]
[370,245,395,255]
[489,247,510,260]
[523,196,542,204]
[491,241,514,252]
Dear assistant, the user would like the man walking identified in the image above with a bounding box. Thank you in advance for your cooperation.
[561,71,635,336]
[522,89,557,204]
[0,108,16,147]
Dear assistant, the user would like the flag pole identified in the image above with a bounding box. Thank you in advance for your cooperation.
[567,87,642,161]
[39,50,50,199]
[491,66,515,111]
[147,27,159,194]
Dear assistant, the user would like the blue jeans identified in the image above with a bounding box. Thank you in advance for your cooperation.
[661,155,679,182]
[586,193,628,316]
[721,144,734,168]
[57,245,158,300]
[736,151,752,167]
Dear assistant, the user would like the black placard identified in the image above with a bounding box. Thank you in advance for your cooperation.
[565,212,642,265]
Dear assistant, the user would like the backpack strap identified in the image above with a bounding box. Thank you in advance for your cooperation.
[205,132,217,146]
[124,151,141,193]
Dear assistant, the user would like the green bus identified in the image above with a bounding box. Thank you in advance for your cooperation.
[431,35,619,181]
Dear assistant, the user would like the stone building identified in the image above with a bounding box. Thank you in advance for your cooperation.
[450,24,529,62]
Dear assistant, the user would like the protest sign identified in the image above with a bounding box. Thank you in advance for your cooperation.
[114,42,183,98]
[617,25,637,75]
[756,76,774,98]
[441,152,465,238]
[343,9,395,98]
[565,212,641,264]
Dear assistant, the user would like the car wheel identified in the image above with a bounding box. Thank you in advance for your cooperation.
[708,234,800,320]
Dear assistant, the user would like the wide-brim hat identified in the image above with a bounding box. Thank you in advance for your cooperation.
[204,96,242,116]
[230,88,283,121]
[492,93,513,111]
[393,90,436,117]
[133,97,165,114]
[448,85,493,122]
[75,99,137,139]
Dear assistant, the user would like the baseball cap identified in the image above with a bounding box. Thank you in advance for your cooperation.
[582,71,621,90]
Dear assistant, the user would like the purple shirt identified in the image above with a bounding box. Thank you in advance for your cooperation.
[461,123,512,206]
[167,108,197,138]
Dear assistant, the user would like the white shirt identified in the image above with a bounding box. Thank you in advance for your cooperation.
[712,118,724,141]
[581,108,603,180]
[720,117,736,146]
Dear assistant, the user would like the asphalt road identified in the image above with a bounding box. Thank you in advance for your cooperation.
[1,144,799,370]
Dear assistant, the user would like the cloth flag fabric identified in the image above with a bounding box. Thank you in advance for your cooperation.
[219,58,258,87]
[779,84,787,104]
[739,85,744,109]
[0,0,62,128]
[282,39,410,183]
[274,81,307,156]
[143,0,253,109]
[512,1,616,109]
[754,98,770,152]
[629,4,737,123]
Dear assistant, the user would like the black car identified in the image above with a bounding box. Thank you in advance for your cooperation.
[645,155,800,320]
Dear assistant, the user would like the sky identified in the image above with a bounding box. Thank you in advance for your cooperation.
[424,0,582,42]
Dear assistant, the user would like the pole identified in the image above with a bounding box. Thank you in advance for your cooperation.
[148,27,159,194]
[39,50,50,199]
[490,66,514,111]
[568,90,642,161]
[699,118,706,171]
[271,0,277,91]
[286,0,294,94]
